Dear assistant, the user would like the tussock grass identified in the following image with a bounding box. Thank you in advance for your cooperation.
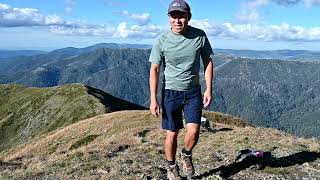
[203,111,251,127]
[69,134,100,150]
[0,110,320,179]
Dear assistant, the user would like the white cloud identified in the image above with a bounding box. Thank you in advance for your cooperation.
[272,0,301,6]
[190,19,213,29]
[309,27,320,37]
[64,0,76,13]
[113,22,128,38]
[1,2,319,43]
[192,20,320,42]
[247,0,320,7]
[50,24,115,36]
[245,0,305,7]
[0,3,66,27]
[112,22,162,39]
[229,0,320,42]
[45,15,65,25]
[247,0,270,9]
[304,0,320,7]
[109,10,162,39]
[189,19,223,36]
[117,11,151,26]
[236,9,261,23]
[0,3,9,9]
[236,0,268,24]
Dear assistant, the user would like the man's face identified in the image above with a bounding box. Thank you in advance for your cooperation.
[168,11,189,34]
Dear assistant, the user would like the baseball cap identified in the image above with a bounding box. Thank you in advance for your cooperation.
[167,0,191,14]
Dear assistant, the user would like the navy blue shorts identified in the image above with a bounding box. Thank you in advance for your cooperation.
[161,86,203,131]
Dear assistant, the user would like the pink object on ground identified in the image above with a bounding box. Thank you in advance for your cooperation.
[253,150,264,157]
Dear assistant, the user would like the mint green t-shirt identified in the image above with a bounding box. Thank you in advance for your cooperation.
[149,26,214,91]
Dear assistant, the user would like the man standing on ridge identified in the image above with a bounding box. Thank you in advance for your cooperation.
[149,0,214,179]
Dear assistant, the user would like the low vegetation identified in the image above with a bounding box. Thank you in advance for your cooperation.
[1,110,319,179]
[0,83,146,152]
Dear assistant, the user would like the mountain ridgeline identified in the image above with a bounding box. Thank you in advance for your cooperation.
[0,48,151,106]
[0,83,146,152]
[0,44,319,138]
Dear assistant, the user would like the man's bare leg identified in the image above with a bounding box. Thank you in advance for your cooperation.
[181,123,200,177]
[184,123,200,151]
[165,130,179,161]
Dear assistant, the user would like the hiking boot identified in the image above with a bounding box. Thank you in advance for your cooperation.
[166,164,181,180]
[180,152,195,177]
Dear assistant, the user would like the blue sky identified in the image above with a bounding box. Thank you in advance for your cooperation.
[0,0,319,51]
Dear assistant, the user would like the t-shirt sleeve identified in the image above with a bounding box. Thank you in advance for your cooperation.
[149,38,163,65]
[201,34,214,60]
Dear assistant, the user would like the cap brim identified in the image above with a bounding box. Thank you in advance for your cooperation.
[168,7,188,14]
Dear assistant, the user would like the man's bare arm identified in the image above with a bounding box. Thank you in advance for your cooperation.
[203,57,213,108]
[149,63,161,117]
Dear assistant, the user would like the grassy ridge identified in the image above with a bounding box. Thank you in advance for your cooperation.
[0,83,146,152]
[0,111,319,179]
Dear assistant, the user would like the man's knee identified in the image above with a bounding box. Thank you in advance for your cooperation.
[186,123,200,135]
[166,130,179,141]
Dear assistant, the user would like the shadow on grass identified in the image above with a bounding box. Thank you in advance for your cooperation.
[85,85,147,112]
[200,127,233,134]
[0,160,22,171]
[216,127,233,132]
[201,120,234,133]
[194,150,320,179]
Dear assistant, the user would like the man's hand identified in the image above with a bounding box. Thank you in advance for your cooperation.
[150,99,160,117]
[203,89,212,108]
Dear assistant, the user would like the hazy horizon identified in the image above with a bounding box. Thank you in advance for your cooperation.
[1,43,320,52]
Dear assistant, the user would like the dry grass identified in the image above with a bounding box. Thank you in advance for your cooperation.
[1,110,320,179]
[203,111,252,127]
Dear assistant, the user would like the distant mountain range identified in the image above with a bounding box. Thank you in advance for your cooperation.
[215,49,320,61]
[0,43,152,59]
[48,43,152,57]
[0,50,46,59]
[0,43,319,138]
[209,58,320,138]
[1,44,320,61]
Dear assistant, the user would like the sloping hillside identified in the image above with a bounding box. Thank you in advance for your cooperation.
[215,49,320,61]
[1,111,319,179]
[210,58,320,138]
[0,50,46,59]
[0,83,146,152]
[1,46,320,138]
